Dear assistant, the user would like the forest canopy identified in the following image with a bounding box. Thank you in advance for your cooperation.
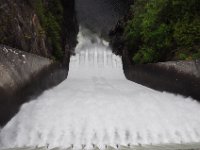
[124,0,200,64]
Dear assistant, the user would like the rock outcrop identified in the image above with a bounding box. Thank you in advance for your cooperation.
[0,0,78,126]
[0,0,49,57]
[0,0,78,60]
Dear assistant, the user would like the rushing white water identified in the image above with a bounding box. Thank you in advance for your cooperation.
[1,28,200,149]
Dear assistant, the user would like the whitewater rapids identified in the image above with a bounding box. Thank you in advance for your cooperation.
[1,28,200,149]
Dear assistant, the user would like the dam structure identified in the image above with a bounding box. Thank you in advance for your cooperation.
[1,28,200,150]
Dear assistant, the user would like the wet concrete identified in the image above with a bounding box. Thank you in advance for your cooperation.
[0,45,69,126]
[122,51,200,100]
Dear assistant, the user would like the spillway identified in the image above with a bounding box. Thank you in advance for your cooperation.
[1,28,200,149]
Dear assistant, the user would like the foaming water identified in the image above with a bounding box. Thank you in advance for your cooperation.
[1,28,200,149]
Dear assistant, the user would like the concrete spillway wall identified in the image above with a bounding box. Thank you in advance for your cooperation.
[0,45,69,126]
[122,51,200,100]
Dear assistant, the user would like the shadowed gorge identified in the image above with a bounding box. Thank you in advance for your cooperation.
[0,0,200,149]
[1,27,200,149]
[76,0,130,38]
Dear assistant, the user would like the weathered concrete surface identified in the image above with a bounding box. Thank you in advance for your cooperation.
[0,45,52,92]
[0,0,49,57]
[0,45,68,126]
[157,60,200,78]
[122,51,200,100]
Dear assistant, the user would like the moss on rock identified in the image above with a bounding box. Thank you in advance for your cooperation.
[34,0,64,60]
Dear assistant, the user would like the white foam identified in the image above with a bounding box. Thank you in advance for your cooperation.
[1,27,200,149]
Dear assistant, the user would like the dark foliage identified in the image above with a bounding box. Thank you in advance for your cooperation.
[34,0,65,60]
[123,0,200,63]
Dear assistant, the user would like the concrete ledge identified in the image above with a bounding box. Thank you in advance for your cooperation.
[0,45,69,126]
[157,60,200,78]
[1,142,200,150]
[123,56,200,100]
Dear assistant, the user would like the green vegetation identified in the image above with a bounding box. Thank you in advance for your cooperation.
[34,0,64,60]
[124,0,200,64]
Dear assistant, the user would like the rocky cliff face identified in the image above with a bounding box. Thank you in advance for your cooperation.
[0,0,78,60]
[0,0,48,56]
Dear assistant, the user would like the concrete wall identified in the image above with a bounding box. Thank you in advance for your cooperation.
[0,45,52,92]
[0,45,69,126]
[122,51,200,100]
